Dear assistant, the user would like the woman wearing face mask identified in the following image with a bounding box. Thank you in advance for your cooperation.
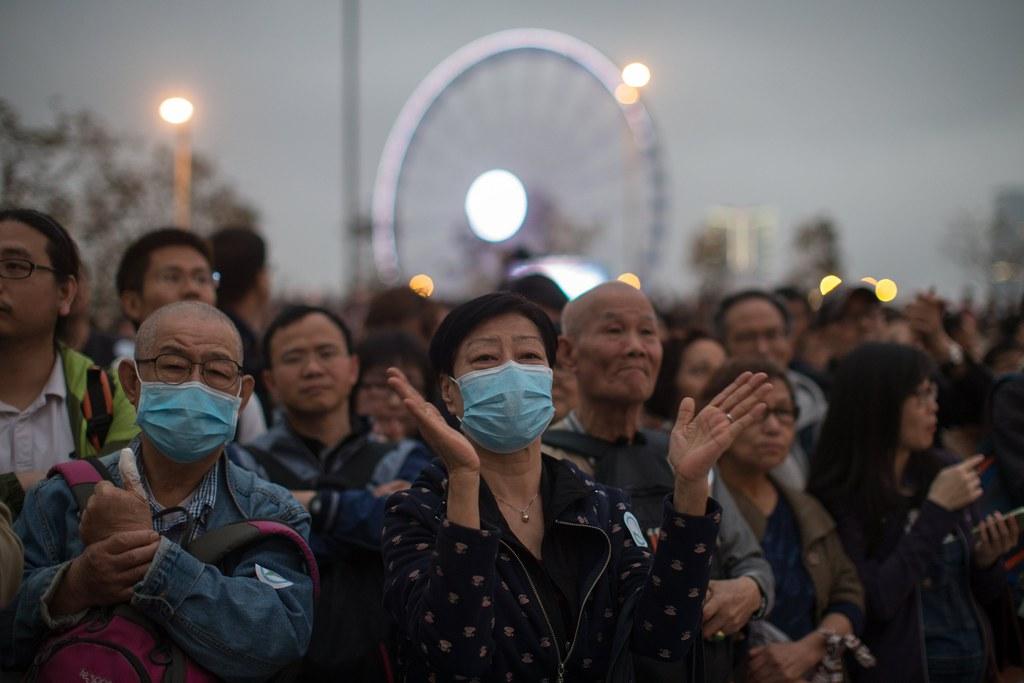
[706,359,866,682]
[808,343,1021,683]
[381,292,772,682]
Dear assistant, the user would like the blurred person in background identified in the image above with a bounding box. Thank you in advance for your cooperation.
[983,339,1024,376]
[813,285,885,372]
[211,226,273,424]
[116,227,266,443]
[1,209,137,515]
[243,304,431,680]
[354,329,434,443]
[707,359,867,683]
[544,282,774,683]
[60,264,118,368]
[644,330,725,430]
[808,343,1020,682]
[363,285,442,348]
[905,291,993,457]
[715,289,827,490]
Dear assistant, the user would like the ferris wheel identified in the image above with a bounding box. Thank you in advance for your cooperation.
[370,28,666,298]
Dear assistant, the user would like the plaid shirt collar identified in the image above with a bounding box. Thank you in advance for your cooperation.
[136,450,220,545]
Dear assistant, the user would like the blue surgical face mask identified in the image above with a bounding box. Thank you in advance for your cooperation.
[453,361,555,454]
[135,379,241,464]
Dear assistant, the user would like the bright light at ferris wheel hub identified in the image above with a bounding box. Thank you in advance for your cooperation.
[465,169,528,242]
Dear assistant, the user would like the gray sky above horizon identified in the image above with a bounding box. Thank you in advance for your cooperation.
[2,0,1023,303]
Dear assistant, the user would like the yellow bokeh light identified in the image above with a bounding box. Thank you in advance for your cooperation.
[819,274,842,296]
[614,84,639,105]
[621,62,651,88]
[874,278,898,302]
[158,97,194,125]
[409,273,434,298]
[860,276,878,286]
[616,272,641,289]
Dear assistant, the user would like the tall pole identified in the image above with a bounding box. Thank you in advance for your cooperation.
[173,124,192,229]
[159,97,195,229]
[341,0,361,291]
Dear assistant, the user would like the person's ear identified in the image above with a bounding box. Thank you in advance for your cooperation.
[118,358,142,409]
[557,336,577,373]
[57,276,78,317]
[238,374,255,412]
[439,375,463,418]
[347,354,360,387]
[120,290,144,326]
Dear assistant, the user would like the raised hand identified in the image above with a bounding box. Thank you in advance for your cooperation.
[668,371,770,483]
[387,367,480,476]
[927,455,983,511]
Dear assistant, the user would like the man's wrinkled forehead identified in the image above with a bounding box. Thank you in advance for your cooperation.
[137,309,243,360]
[564,282,654,336]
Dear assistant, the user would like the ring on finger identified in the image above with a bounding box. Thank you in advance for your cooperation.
[725,413,735,423]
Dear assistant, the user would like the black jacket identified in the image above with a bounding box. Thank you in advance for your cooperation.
[382,455,721,681]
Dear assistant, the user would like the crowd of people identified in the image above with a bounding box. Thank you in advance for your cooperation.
[1,206,1023,682]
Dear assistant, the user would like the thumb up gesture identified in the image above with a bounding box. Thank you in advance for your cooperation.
[80,449,153,546]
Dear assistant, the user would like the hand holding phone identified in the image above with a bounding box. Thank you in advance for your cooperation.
[972,508,1023,569]
[972,506,1024,538]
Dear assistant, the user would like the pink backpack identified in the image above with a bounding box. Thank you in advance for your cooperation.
[28,459,320,683]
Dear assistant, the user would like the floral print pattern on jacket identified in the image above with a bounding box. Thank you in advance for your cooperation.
[381,456,721,681]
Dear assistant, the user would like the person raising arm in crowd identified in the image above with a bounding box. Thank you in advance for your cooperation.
[381,292,771,681]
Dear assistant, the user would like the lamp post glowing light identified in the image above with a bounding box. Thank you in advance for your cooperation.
[158,97,194,229]
[621,62,651,88]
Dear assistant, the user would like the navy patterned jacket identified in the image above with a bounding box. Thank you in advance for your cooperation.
[382,455,721,681]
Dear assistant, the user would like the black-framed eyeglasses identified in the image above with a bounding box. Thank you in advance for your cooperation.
[136,353,242,391]
[0,258,59,280]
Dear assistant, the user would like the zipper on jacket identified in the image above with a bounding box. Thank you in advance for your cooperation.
[500,540,564,681]
[500,522,613,683]
[554,520,612,677]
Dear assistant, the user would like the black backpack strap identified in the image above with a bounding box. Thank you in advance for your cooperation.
[48,458,113,510]
[187,520,321,599]
[82,366,115,452]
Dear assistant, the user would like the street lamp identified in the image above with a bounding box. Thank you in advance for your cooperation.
[158,97,194,229]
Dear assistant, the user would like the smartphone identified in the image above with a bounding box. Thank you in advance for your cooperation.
[972,506,1024,538]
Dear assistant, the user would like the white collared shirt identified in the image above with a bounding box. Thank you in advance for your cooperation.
[0,356,76,473]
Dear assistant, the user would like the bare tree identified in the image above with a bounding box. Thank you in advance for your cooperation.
[0,98,258,325]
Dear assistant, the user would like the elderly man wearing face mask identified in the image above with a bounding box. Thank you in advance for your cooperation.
[4,301,314,679]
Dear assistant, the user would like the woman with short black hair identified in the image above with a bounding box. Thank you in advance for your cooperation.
[382,292,771,681]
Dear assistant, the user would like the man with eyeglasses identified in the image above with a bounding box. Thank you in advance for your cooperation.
[5,300,314,677]
[115,227,267,442]
[240,304,432,680]
[715,289,829,491]
[0,209,138,515]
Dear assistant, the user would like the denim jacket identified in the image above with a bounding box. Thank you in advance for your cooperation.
[5,447,315,682]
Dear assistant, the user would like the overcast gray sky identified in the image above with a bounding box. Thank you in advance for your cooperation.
[2,0,1022,301]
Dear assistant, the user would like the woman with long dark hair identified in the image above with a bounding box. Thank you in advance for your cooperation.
[808,343,1019,682]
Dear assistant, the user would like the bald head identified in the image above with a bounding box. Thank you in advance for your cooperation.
[562,282,654,339]
[135,301,242,361]
[558,282,662,420]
